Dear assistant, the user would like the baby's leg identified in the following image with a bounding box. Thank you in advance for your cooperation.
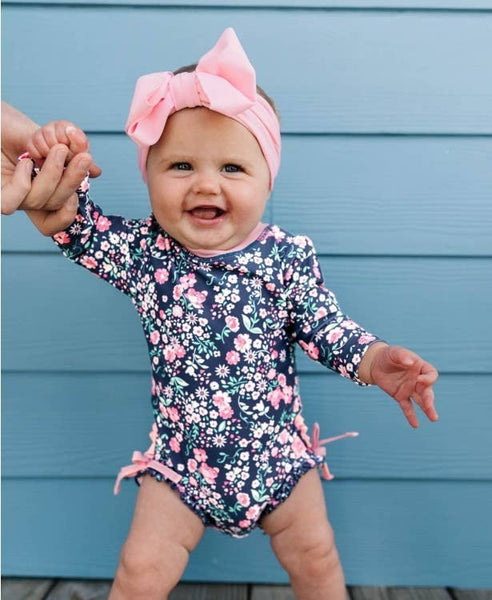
[110,475,205,600]
[259,468,347,600]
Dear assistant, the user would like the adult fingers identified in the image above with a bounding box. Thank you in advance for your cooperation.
[19,144,69,210]
[24,193,79,237]
[1,158,33,215]
[41,152,93,211]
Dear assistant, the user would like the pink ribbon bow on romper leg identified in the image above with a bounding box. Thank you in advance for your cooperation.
[125,27,281,188]
[311,422,359,481]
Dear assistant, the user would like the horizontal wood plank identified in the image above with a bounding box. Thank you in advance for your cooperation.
[3,480,492,586]
[452,591,492,600]
[350,589,452,600]
[45,580,112,599]
[169,584,248,599]
[3,254,490,373]
[3,135,491,257]
[6,1,492,8]
[0,579,55,600]
[2,373,490,480]
[4,8,492,134]
[251,585,297,600]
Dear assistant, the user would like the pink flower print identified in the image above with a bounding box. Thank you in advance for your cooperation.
[267,388,284,410]
[96,216,111,232]
[174,344,186,358]
[53,231,70,245]
[199,463,219,484]
[283,385,293,404]
[189,476,198,487]
[179,273,196,289]
[140,239,147,250]
[278,373,286,387]
[359,334,376,345]
[284,266,293,282]
[172,305,183,318]
[150,331,160,345]
[164,346,176,362]
[327,329,343,344]
[267,368,276,380]
[79,178,89,193]
[225,316,240,332]
[226,351,240,365]
[246,505,261,520]
[234,334,251,352]
[168,407,180,422]
[294,414,310,441]
[154,268,169,284]
[173,285,182,300]
[291,436,306,458]
[186,288,207,309]
[266,282,275,292]
[239,520,251,528]
[278,430,290,445]
[299,340,319,360]
[212,392,231,410]
[193,448,208,463]
[315,307,328,320]
[169,437,180,453]
[237,493,250,507]
[219,405,234,419]
[188,458,198,473]
[80,256,97,270]
[156,234,170,251]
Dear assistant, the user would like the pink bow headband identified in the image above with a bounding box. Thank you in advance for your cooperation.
[125,28,281,189]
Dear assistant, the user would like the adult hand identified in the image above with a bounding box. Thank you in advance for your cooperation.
[1,102,101,215]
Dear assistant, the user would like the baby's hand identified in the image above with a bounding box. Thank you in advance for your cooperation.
[26,120,101,178]
[362,343,439,428]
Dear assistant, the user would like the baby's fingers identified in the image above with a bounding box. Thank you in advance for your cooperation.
[66,127,102,177]
[413,388,439,423]
[398,397,419,429]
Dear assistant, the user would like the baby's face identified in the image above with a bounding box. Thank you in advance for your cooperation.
[146,108,271,251]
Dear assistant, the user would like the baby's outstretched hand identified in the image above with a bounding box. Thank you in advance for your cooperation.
[26,120,101,178]
[363,343,439,428]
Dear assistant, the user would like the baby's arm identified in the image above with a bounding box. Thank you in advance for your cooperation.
[288,237,438,427]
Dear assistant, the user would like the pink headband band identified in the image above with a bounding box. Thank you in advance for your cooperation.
[125,28,281,189]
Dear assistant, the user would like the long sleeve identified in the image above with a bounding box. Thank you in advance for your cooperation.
[52,188,151,297]
[286,236,382,385]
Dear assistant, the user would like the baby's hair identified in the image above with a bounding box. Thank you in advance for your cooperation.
[173,64,281,120]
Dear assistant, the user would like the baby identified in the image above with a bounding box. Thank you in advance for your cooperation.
[22,28,438,600]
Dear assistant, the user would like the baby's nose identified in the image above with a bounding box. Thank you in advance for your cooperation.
[192,171,221,195]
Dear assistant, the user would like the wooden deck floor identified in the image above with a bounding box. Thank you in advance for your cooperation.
[2,579,492,600]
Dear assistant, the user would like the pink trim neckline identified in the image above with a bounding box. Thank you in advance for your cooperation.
[184,222,267,258]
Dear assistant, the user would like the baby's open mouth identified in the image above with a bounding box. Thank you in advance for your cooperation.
[188,207,225,220]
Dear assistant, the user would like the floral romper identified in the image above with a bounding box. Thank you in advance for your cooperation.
[53,189,381,538]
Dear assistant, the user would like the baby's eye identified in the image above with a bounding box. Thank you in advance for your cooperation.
[171,162,192,171]
[223,164,243,173]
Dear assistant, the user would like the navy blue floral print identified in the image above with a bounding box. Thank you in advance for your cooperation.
[53,190,381,538]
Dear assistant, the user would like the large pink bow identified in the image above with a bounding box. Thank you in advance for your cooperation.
[125,28,281,188]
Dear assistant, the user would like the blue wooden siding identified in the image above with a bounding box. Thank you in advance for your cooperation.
[2,1,492,586]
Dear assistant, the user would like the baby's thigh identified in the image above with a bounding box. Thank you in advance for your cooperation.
[260,468,335,557]
[124,475,205,560]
